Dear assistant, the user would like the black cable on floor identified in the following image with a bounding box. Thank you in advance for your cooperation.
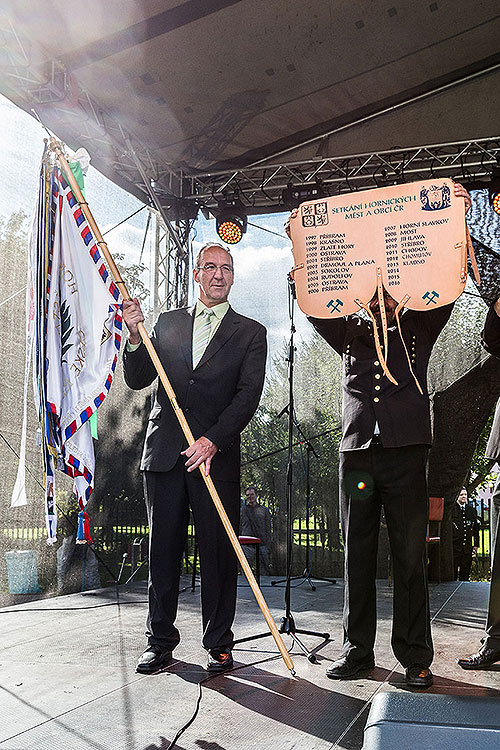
[165,653,285,750]
[0,600,149,612]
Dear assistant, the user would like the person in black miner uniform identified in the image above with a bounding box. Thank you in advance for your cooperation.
[458,296,500,669]
[122,242,267,674]
[452,487,480,581]
[288,182,471,688]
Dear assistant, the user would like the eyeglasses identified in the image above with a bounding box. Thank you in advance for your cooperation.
[197,263,234,275]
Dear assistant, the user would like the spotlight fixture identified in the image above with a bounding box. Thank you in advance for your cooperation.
[281,182,326,209]
[489,164,500,215]
[215,199,247,244]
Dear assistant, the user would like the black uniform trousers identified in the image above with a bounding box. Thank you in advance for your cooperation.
[485,477,500,649]
[144,458,240,651]
[340,442,433,668]
[453,545,473,581]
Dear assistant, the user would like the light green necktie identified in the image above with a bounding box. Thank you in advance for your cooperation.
[192,309,214,368]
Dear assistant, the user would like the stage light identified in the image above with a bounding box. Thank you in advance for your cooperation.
[215,200,247,244]
[489,165,500,215]
[281,182,326,209]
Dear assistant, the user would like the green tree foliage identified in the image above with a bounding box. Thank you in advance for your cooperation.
[428,289,487,393]
[241,329,344,573]
[469,410,497,491]
[114,252,150,304]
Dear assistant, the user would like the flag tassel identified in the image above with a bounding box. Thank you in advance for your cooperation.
[76,510,92,544]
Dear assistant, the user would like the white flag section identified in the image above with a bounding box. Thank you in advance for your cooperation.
[44,172,123,542]
[10,211,38,508]
[11,167,49,511]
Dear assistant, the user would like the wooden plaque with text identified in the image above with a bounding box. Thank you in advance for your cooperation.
[289,178,467,318]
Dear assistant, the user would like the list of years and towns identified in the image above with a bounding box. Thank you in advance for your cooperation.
[304,219,448,295]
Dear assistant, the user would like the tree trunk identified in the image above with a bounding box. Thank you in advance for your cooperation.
[428,354,500,580]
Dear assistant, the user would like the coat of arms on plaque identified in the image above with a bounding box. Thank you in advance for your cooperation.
[420,183,451,211]
[301,201,328,227]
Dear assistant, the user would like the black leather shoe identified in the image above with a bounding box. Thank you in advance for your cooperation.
[457,645,500,670]
[207,648,234,672]
[136,645,173,674]
[326,656,375,680]
[405,665,433,688]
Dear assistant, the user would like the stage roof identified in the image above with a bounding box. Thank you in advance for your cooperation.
[2,1,500,213]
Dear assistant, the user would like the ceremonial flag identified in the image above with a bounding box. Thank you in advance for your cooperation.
[12,148,122,544]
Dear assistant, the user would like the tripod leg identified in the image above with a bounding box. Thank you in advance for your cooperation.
[303,572,316,591]
[289,632,317,663]
[309,575,336,585]
[296,627,330,640]
[124,558,148,585]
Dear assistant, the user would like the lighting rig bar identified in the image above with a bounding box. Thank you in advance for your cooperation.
[3,16,500,225]
[181,138,500,214]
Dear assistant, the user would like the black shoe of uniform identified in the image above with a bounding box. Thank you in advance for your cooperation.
[405,665,433,688]
[136,645,173,674]
[457,645,500,670]
[207,648,234,672]
[325,656,375,679]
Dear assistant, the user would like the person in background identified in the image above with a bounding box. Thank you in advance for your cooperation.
[240,486,272,575]
[452,487,480,581]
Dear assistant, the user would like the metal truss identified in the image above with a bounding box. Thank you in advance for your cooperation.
[151,211,194,315]
[182,138,500,214]
[3,14,500,271]
[0,14,189,309]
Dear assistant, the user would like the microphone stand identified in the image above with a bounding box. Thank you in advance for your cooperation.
[278,274,330,660]
[234,275,330,661]
[271,416,336,590]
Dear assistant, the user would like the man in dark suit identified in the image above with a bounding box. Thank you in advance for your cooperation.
[452,487,480,581]
[122,242,267,674]
[458,297,500,669]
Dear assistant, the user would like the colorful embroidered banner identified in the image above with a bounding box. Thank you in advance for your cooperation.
[12,148,122,544]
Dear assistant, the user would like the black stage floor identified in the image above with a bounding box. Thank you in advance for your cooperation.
[1,577,499,749]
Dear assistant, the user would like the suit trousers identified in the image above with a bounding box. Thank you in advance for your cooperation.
[340,443,433,668]
[143,459,240,651]
[485,474,500,648]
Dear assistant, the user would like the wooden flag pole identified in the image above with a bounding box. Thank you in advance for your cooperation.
[51,139,295,675]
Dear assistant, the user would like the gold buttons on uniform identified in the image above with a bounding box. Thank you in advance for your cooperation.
[375,385,380,391]
[375,373,381,380]
[373,397,380,403]
[374,361,379,366]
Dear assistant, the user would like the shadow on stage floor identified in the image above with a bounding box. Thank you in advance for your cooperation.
[0,577,499,749]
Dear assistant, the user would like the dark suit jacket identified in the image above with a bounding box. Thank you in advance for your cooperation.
[309,304,453,450]
[123,305,267,481]
[483,305,500,461]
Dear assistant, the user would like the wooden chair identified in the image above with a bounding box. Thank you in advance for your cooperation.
[238,535,261,585]
[426,496,444,582]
